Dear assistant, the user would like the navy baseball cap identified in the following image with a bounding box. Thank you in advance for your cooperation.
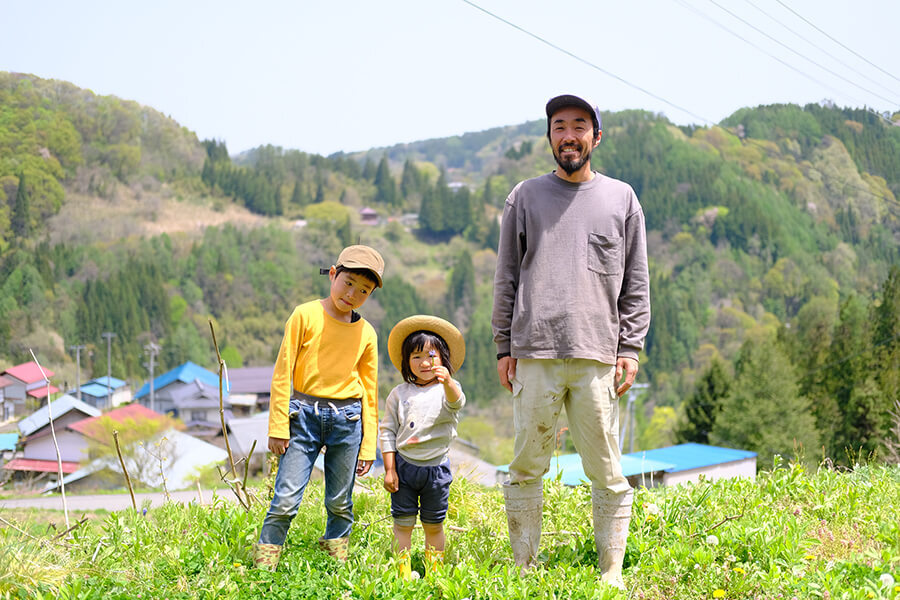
[546,94,602,131]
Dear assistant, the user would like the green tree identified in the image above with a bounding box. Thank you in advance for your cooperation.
[676,359,730,444]
[711,336,820,467]
[12,173,30,238]
[873,266,900,409]
[419,179,444,234]
[447,249,475,325]
[400,158,423,200]
[374,155,398,206]
[290,181,307,207]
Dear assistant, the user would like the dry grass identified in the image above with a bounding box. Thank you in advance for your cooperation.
[48,186,269,246]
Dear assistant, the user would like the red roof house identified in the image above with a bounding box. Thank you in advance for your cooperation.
[4,362,55,384]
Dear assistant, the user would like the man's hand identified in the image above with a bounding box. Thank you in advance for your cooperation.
[615,357,639,397]
[356,459,373,476]
[383,469,399,493]
[268,436,290,455]
[497,356,518,392]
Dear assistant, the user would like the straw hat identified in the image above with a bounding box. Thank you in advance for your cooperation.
[388,315,466,374]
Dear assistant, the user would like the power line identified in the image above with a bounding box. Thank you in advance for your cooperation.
[741,0,900,100]
[773,0,900,87]
[702,0,898,106]
[456,0,899,208]
[670,0,865,107]
[457,0,712,125]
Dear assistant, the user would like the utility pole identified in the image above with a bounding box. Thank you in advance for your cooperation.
[101,332,116,410]
[68,344,86,401]
[143,341,160,413]
[619,383,650,453]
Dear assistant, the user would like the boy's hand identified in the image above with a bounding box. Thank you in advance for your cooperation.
[356,459,373,476]
[383,469,399,493]
[268,436,290,455]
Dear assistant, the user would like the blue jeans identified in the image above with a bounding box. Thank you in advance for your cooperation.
[258,398,362,545]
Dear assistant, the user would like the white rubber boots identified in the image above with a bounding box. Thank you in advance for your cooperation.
[504,481,633,590]
[592,486,634,590]
[503,481,543,569]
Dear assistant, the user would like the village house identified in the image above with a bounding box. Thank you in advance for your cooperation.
[0,361,60,418]
[226,365,273,416]
[134,361,232,442]
[69,376,132,410]
[359,206,379,226]
[2,394,102,484]
[42,403,228,493]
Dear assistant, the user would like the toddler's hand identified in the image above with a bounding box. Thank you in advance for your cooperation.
[383,470,399,493]
[433,365,450,384]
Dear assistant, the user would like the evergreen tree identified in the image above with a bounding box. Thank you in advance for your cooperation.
[290,181,306,207]
[314,177,325,204]
[12,173,30,238]
[362,158,375,181]
[419,181,444,234]
[447,249,475,326]
[873,266,900,404]
[457,303,499,406]
[400,158,422,199]
[676,359,730,444]
[374,155,398,206]
[711,336,820,467]
[446,186,474,235]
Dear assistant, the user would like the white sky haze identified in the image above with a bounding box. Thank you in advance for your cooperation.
[2,0,898,156]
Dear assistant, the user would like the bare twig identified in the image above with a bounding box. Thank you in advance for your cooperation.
[0,515,72,548]
[0,515,40,541]
[51,516,89,541]
[113,430,137,511]
[217,465,250,509]
[687,506,746,540]
[208,320,250,510]
[29,349,69,530]
[242,439,256,498]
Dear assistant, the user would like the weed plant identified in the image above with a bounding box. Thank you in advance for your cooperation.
[1,460,898,599]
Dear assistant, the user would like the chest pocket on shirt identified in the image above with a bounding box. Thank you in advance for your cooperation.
[587,233,623,276]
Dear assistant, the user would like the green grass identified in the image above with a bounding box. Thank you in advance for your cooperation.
[1,460,899,599]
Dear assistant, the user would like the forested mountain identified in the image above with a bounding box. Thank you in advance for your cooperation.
[2,72,899,466]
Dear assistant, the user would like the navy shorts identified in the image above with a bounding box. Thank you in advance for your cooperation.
[391,455,453,524]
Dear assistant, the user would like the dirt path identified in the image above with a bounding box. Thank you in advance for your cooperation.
[0,488,238,512]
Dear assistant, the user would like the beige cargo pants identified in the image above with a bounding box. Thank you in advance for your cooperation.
[507,358,632,494]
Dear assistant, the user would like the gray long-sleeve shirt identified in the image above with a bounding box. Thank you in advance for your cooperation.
[379,381,466,465]
[492,171,650,363]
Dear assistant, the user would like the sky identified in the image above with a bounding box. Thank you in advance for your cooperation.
[2,0,899,157]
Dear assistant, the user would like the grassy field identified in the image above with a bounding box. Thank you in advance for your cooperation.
[1,460,899,599]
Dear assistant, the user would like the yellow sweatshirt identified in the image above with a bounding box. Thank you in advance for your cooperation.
[268,300,379,460]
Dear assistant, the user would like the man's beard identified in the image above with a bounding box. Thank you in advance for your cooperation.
[553,144,592,175]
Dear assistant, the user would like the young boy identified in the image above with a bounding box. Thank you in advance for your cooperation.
[253,244,384,570]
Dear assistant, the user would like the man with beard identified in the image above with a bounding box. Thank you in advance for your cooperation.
[491,94,650,589]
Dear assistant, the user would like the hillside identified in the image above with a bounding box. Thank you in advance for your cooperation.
[2,71,899,466]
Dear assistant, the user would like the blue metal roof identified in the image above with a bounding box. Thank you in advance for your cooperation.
[87,376,127,389]
[496,443,757,486]
[135,361,221,399]
[631,443,757,473]
[0,433,18,452]
[80,383,114,398]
